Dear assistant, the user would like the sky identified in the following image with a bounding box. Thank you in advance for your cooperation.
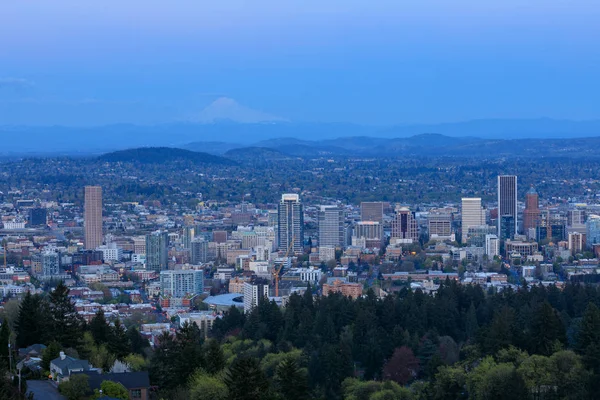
[1,0,599,126]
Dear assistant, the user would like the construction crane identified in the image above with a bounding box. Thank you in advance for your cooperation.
[273,236,294,297]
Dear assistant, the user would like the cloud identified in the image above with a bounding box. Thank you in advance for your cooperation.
[0,78,34,90]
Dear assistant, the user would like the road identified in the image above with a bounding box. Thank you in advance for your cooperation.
[26,380,66,400]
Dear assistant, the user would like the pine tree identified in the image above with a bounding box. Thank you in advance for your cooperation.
[89,309,110,345]
[577,302,600,373]
[274,357,308,400]
[224,357,269,400]
[48,281,84,348]
[127,326,149,355]
[529,301,566,356]
[0,322,10,369]
[107,319,130,359]
[204,339,225,375]
[15,292,48,348]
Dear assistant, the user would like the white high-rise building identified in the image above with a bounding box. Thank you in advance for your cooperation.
[160,269,204,298]
[243,279,269,314]
[485,234,500,257]
[277,194,304,254]
[318,205,345,248]
[461,198,485,243]
[96,243,123,262]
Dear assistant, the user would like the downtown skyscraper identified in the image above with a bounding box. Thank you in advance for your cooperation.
[523,186,540,237]
[84,186,103,249]
[318,205,345,248]
[146,230,169,272]
[461,198,485,243]
[278,194,304,254]
[498,175,518,240]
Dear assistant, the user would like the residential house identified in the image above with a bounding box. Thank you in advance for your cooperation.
[50,352,91,382]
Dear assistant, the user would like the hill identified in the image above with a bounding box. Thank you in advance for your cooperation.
[98,147,236,165]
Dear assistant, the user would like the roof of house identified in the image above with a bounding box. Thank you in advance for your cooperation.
[51,356,90,372]
[73,371,150,390]
[18,343,47,357]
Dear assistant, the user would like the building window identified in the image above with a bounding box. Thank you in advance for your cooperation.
[131,389,142,398]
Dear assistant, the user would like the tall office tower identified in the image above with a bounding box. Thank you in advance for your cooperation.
[277,194,304,254]
[497,175,518,239]
[182,226,195,249]
[391,206,418,241]
[354,221,384,249]
[568,232,587,256]
[243,278,269,314]
[586,215,600,249]
[523,186,540,234]
[42,249,60,276]
[568,209,587,231]
[318,205,345,248]
[29,208,47,227]
[146,231,169,272]
[428,213,453,237]
[461,198,485,243]
[160,269,204,298]
[191,238,209,264]
[84,186,103,249]
[485,234,500,257]
[360,202,384,224]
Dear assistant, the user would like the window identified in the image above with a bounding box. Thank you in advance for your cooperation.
[131,389,142,399]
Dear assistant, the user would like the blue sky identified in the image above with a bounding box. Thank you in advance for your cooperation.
[1,0,599,126]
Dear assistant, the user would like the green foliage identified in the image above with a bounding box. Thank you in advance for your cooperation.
[204,339,226,375]
[0,322,10,369]
[15,292,48,348]
[93,380,129,400]
[48,282,85,348]
[223,357,269,400]
[273,357,308,400]
[188,369,229,400]
[59,374,90,400]
[123,353,147,371]
[342,378,413,400]
[41,341,61,372]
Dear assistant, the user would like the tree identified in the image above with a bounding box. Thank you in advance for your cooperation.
[577,302,600,373]
[223,357,269,400]
[126,326,149,355]
[204,339,225,375]
[89,309,110,345]
[188,369,229,400]
[0,322,10,369]
[93,380,129,400]
[529,302,566,356]
[431,366,467,400]
[42,341,61,372]
[15,292,48,348]
[383,347,419,385]
[48,282,84,348]
[123,353,147,372]
[273,357,308,400]
[466,357,528,400]
[107,319,130,359]
[59,374,90,400]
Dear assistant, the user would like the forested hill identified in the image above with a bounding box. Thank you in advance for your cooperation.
[97,147,236,165]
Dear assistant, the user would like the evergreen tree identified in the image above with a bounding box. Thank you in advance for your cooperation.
[127,326,149,355]
[107,319,130,359]
[0,322,10,369]
[273,357,308,400]
[529,302,566,356]
[577,302,600,373]
[204,339,225,375]
[48,282,84,348]
[89,309,110,345]
[41,341,61,371]
[15,292,48,348]
[224,357,269,400]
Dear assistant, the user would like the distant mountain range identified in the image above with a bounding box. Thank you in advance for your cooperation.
[98,147,235,165]
[1,118,600,155]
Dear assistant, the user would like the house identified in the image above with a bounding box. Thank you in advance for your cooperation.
[18,343,46,359]
[74,371,150,400]
[50,352,91,382]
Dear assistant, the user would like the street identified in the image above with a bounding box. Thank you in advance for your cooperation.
[26,380,65,400]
